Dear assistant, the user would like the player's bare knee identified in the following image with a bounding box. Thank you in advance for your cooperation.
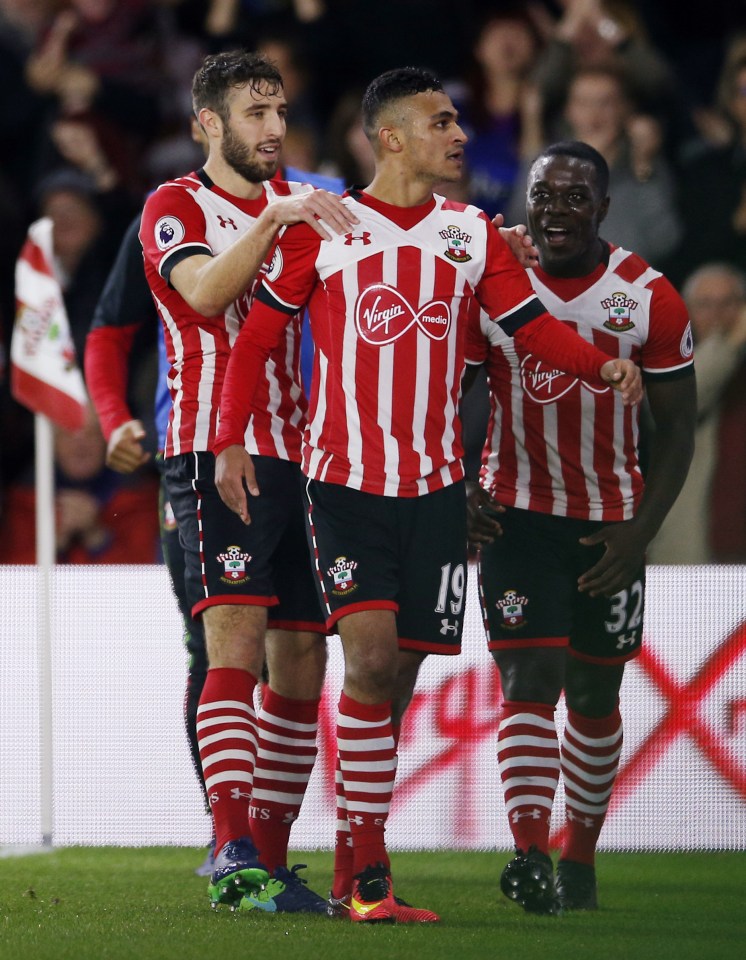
[494,648,564,705]
[266,630,327,698]
[203,603,267,674]
[344,646,398,702]
[565,660,624,717]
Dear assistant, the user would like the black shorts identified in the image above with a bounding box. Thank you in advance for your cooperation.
[477,506,645,664]
[163,452,325,631]
[305,479,467,655]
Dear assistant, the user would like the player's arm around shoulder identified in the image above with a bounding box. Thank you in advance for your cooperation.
[169,191,357,316]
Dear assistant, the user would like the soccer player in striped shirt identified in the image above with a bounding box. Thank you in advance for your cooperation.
[465,141,696,913]
[137,50,360,913]
[214,69,641,923]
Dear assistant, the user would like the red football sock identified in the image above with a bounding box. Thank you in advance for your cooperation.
[561,706,623,866]
[197,667,258,856]
[337,692,396,875]
[497,700,560,855]
[331,753,353,899]
[331,717,402,899]
[249,688,320,874]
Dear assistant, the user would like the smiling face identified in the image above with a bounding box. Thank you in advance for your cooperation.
[526,154,609,277]
[210,80,287,183]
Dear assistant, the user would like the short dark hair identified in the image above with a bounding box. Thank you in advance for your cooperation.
[535,140,610,198]
[361,66,443,139]
[192,50,283,121]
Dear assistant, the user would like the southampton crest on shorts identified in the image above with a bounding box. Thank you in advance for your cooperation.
[496,589,529,628]
[327,556,359,596]
[217,545,252,583]
[601,291,638,332]
[439,225,472,263]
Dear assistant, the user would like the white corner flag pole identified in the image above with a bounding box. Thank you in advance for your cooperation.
[35,412,55,847]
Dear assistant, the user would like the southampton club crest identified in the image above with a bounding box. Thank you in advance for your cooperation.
[217,545,252,583]
[601,291,638,332]
[496,589,529,629]
[327,556,359,596]
[439,225,472,263]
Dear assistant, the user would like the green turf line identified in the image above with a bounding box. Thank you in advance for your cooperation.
[0,848,744,960]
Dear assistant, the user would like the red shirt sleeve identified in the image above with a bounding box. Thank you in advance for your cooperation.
[84,324,139,440]
[642,277,694,375]
[140,184,210,279]
[213,300,298,453]
[512,312,612,386]
[464,301,488,366]
[478,223,614,385]
[213,222,321,454]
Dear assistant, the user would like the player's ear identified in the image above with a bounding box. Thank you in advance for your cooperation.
[198,107,222,140]
[379,126,403,154]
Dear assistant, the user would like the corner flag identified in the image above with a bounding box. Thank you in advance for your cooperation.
[11,217,88,431]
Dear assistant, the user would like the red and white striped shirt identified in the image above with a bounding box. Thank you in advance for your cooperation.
[216,191,616,497]
[140,170,310,460]
[466,245,694,521]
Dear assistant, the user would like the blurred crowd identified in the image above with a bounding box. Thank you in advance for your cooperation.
[1,0,745,564]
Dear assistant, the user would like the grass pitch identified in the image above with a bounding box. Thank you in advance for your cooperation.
[0,848,744,960]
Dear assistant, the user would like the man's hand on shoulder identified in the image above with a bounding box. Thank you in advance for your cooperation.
[267,190,359,240]
[106,420,150,474]
[600,358,643,406]
[215,445,260,525]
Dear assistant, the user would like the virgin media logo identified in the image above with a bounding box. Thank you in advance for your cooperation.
[521,355,609,404]
[355,284,451,345]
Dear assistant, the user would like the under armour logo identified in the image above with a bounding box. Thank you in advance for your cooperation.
[344,231,371,245]
[230,787,251,800]
[511,808,544,823]
[218,215,238,230]
[349,815,365,825]
[282,811,297,824]
[566,809,596,827]
[616,632,637,649]
[440,619,459,636]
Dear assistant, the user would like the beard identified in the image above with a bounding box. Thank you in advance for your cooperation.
[221,123,279,183]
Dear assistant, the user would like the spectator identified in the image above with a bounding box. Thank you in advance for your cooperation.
[0,404,160,564]
[33,166,141,370]
[0,0,54,336]
[0,0,56,203]
[669,47,746,285]
[531,0,681,141]
[24,0,164,196]
[648,263,746,564]
[451,3,544,217]
[3,161,139,498]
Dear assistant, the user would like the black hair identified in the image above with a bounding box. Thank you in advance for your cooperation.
[192,50,283,122]
[361,67,443,139]
[536,140,610,197]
